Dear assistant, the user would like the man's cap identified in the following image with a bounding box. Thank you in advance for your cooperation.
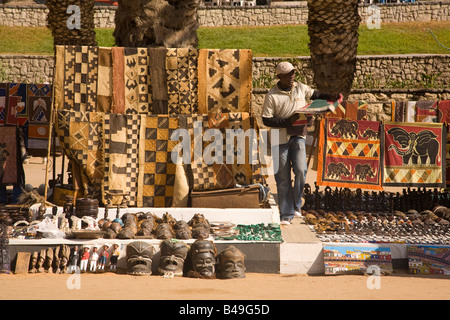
[276,61,296,75]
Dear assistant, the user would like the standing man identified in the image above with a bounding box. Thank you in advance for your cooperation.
[262,62,340,225]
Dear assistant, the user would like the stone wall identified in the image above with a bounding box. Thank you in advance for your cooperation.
[0,54,54,83]
[0,2,449,27]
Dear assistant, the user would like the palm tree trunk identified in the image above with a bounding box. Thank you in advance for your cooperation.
[114,0,200,48]
[307,0,360,98]
[46,0,97,46]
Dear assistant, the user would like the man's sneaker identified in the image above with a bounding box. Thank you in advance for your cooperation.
[294,210,302,217]
[280,219,291,225]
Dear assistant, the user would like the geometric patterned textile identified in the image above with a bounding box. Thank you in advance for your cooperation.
[123,48,152,115]
[62,45,98,112]
[55,110,104,198]
[140,115,179,207]
[326,100,368,121]
[182,114,235,191]
[208,112,261,186]
[198,49,252,115]
[102,113,142,206]
[317,118,383,190]
[383,122,446,187]
[182,112,262,190]
[166,48,198,115]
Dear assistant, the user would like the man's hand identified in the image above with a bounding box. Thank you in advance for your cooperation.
[289,113,301,124]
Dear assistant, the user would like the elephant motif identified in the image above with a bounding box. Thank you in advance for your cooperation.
[329,119,358,139]
[326,162,351,179]
[387,127,440,165]
[361,128,379,140]
[354,163,377,181]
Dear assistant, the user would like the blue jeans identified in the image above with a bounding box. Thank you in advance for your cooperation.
[275,136,307,221]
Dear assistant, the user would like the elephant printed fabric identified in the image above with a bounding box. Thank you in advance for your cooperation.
[383,122,446,187]
[317,118,383,190]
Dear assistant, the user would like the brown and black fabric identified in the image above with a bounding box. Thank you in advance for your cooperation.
[182,112,262,191]
[148,48,169,114]
[208,112,262,186]
[0,126,19,185]
[124,47,152,114]
[97,47,113,113]
[111,47,126,114]
[103,113,143,206]
[62,45,98,112]
[139,115,179,207]
[56,110,104,199]
[181,114,234,191]
[198,49,252,115]
[166,48,198,115]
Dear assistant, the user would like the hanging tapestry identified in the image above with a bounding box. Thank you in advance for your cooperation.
[148,48,168,114]
[97,47,113,113]
[438,100,450,125]
[111,47,126,114]
[63,45,98,112]
[166,48,198,115]
[415,100,438,123]
[181,114,235,191]
[345,100,368,121]
[317,118,383,190]
[0,126,19,184]
[405,101,416,123]
[56,110,104,198]
[123,47,153,114]
[383,122,446,187]
[27,83,52,156]
[27,83,52,123]
[103,113,143,207]
[437,100,450,186]
[53,46,65,111]
[208,112,262,186]
[0,83,7,125]
[325,100,368,121]
[198,49,252,114]
[7,83,28,126]
[139,115,179,207]
[391,101,405,122]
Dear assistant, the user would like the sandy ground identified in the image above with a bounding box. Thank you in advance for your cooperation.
[0,158,441,301]
[0,271,449,300]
